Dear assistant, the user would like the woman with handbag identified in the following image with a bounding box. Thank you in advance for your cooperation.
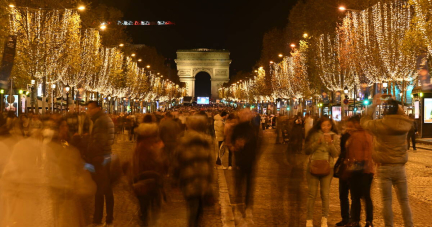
[344,116,375,227]
[304,117,340,227]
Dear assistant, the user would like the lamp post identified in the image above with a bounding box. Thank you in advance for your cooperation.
[31,79,35,113]
[65,84,70,113]
[108,96,111,114]
[51,84,56,113]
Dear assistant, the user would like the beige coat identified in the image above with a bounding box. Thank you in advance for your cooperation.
[361,112,412,165]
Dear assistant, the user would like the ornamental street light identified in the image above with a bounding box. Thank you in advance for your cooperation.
[303,33,309,38]
[100,22,107,30]
[138,59,142,62]
[146,65,151,69]
[278,54,283,58]
[290,43,296,48]
[77,5,85,11]
[51,84,56,113]
[119,43,124,47]
[65,84,70,112]
[131,53,136,57]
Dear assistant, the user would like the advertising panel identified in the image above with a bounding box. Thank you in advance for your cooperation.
[424,98,432,123]
[415,100,420,119]
[332,106,342,122]
[197,97,209,105]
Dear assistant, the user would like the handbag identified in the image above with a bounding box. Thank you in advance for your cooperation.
[309,152,331,177]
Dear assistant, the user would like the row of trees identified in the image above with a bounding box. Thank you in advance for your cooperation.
[0,0,183,113]
[222,0,429,105]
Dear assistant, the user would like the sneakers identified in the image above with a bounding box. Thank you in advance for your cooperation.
[306,220,313,227]
[321,217,328,227]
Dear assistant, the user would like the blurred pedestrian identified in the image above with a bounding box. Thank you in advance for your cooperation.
[231,109,259,225]
[173,116,214,227]
[407,114,417,151]
[159,112,181,172]
[224,113,238,170]
[304,117,340,227]
[214,111,227,166]
[345,116,374,227]
[361,96,413,227]
[304,113,314,138]
[289,114,304,154]
[129,123,167,226]
[86,101,115,226]
[334,120,353,226]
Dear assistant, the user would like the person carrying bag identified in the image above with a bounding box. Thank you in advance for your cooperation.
[304,117,340,227]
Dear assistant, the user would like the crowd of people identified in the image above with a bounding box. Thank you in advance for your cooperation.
[0,93,417,227]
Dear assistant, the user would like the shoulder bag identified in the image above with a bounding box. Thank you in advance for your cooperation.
[309,152,331,177]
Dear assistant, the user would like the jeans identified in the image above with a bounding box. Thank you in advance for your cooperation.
[338,178,350,222]
[91,155,114,224]
[378,165,413,227]
[349,172,373,222]
[186,197,204,227]
[306,169,333,220]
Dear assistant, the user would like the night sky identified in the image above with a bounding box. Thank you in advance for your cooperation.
[105,0,299,77]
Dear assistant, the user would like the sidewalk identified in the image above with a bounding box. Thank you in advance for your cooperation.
[87,134,223,227]
[222,129,432,226]
[416,137,432,146]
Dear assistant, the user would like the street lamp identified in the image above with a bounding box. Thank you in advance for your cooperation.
[77,5,86,11]
[383,81,388,94]
[278,54,283,58]
[339,6,361,12]
[131,53,136,57]
[100,22,107,30]
[303,33,309,38]
[339,6,347,11]
[65,84,70,112]
[51,84,56,113]
[146,65,151,69]
[138,59,142,62]
[8,3,15,8]
[119,43,124,47]
[270,61,274,64]
[290,43,296,48]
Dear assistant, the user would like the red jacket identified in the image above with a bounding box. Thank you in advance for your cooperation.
[346,129,375,174]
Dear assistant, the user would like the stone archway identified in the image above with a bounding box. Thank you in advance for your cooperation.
[175,48,231,100]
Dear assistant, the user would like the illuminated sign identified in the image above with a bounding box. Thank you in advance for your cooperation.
[117,21,175,26]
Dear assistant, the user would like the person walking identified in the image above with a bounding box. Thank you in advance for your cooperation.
[345,116,375,227]
[224,113,238,170]
[173,115,213,227]
[289,114,304,154]
[304,113,314,138]
[128,123,167,226]
[407,114,417,151]
[86,101,115,226]
[304,117,340,227]
[231,109,260,225]
[334,120,353,226]
[361,96,413,227]
[214,111,227,166]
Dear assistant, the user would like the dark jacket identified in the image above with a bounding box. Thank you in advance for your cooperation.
[88,111,115,159]
[231,122,259,171]
[173,130,213,198]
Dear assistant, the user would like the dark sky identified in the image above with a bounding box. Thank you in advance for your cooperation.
[105,0,298,76]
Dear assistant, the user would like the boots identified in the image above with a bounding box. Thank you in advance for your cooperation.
[306,220,313,227]
[321,217,328,227]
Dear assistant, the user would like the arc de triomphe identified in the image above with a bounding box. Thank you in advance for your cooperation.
[175,49,231,100]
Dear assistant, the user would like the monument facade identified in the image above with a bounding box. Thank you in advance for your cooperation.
[175,49,231,100]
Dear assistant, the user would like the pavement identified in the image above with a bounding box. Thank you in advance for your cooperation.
[86,131,432,227]
[222,129,432,227]
[85,134,223,227]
